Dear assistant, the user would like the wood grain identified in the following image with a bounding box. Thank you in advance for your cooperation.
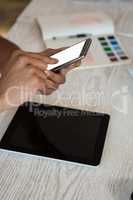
[0,0,133,199]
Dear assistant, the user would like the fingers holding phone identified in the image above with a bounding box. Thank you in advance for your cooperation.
[46,38,92,72]
[60,60,81,75]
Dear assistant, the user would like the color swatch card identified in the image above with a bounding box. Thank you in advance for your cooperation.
[37,12,131,70]
[98,35,129,61]
[44,34,131,70]
[82,34,131,69]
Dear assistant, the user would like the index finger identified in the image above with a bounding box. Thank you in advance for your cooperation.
[43,56,58,64]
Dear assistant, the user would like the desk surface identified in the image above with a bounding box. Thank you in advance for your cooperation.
[0,0,133,199]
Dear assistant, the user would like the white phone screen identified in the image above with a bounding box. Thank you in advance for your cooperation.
[47,40,86,71]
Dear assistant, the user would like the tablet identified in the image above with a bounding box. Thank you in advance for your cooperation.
[0,102,110,166]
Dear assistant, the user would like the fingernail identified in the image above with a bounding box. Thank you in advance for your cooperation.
[52,58,58,63]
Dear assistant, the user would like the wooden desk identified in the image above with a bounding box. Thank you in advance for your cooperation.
[0,0,133,199]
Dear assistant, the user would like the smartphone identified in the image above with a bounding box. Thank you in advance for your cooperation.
[47,38,92,72]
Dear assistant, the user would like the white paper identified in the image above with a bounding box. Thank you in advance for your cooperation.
[37,12,114,39]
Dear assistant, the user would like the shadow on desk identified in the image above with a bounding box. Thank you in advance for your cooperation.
[108,178,133,200]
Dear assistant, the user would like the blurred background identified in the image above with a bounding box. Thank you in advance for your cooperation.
[0,0,132,36]
[0,0,30,36]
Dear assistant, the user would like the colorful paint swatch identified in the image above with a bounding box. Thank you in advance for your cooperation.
[101,42,108,46]
[107,52,115,57]
[98,35,129,63]
[117,51,125,57]
[113,46,121,51]
[110,41,118,46]
[107,35,129,60]
[98,37,106,42]
[110,57,118,62]
[120,56,129,60]
[104,47,112,52]
[108,36,115,40]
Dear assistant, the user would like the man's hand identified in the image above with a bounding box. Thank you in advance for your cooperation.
[0,49,66,111]
[0,47,81,112]
[41,48,81,75]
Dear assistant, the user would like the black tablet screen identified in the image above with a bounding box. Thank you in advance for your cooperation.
[0,102,110,166]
